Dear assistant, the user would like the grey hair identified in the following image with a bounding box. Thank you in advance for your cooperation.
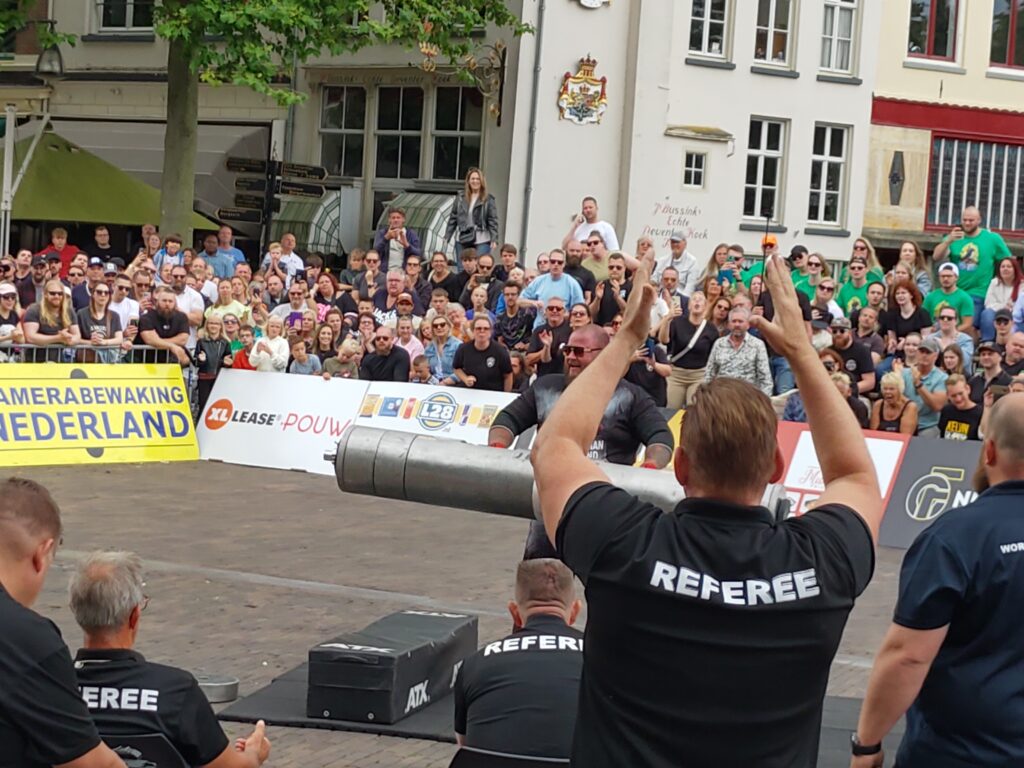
[728,306,751,320]
[387,267,405,279]
[68,551,145,633]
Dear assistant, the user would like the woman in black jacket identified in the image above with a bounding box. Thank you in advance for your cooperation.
[196,314,234,414]
[444,167,500,257]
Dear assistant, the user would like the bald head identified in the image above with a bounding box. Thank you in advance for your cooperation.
[514,558,575,610]
[0,478,62,561]
[986,393,1024,472]
[573,323,610,351]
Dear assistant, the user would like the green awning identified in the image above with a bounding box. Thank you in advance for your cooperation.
[0,131,216,229]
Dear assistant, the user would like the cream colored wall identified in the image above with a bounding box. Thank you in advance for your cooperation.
[48,82,283,122]
[876,0,1024,107]
[863,125,931,233]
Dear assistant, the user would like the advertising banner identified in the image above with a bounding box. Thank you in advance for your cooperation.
[356,384,518,445]
[0,364,197,467]
[196,370,368,475]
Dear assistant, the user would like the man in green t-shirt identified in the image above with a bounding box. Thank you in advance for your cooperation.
[923,263,975,334]
[932,206,1012,325]
[836,255,871,314]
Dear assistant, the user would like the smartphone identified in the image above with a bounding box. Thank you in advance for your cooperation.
[671,296,681,310]
[989,385,1010,402]
[296,269,307,282]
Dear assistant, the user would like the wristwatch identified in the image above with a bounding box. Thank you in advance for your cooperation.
[850,733,882,756]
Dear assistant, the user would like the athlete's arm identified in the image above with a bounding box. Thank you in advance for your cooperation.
[57,743,126,768]
[752,255,883,541]
[489,386,538,447]
[532,266,657,542]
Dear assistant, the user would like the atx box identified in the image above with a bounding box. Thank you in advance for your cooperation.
[306,609,478,724]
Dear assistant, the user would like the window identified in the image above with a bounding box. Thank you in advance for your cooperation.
[744,118,786,221]
[754,0,793,65]
[821,0,857,72]
[907,0,958,59]
[991,0,1024,68]
[320,87,366,178]
[432,87,483,180]
[689,0,729,56]
[683,153,706,188]
[97,1,154,30]
[927,137,1024,233]
[807,125,848,225]
[375,87,424,179]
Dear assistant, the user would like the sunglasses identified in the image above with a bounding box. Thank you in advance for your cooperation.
[0,293,15,299]
[432,322,448,329]
[563,345,600,357]
[94,289,110,295]
[819,285,835,292]
[586,240,601,246]
[69,271,84,277]
[546,306,565,312]
[374,336,390,342]
[570,311,588,317]
[830,327,848,333]
[46,290,64,297]
[808,261,822,267]
[940,315,956,321]
[996,318,1011,324]
[849,263,866,269]
[224,318,239,324]
[611,320,622,327]
[853,244,868,251]
[608,264,624,270]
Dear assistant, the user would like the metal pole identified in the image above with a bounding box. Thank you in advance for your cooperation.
[1,103,16,258]
[10,111,49,197]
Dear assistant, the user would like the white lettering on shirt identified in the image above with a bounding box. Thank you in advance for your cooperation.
[79,686,160,712]
[482,635,583,655]
[649,560,822,606]
[1000,541,1024,554]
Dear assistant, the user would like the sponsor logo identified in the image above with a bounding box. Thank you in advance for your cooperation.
[205,399,234,430]
[405,680,430,713]
[905,466,976,522]
[202,398,350,437]
[358,391,500,433]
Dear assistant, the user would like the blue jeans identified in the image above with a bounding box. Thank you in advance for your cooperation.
[771,355,795,394]
[979,307,997,342]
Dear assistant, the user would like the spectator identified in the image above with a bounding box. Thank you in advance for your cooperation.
[153,233,185,272]
[981,257,1022,341]
[374,269,424,325]
[564,195,620,251]
[453,559,583,759]
[995,308,1015,349]
[509,350,530,391]
[589,252,631,326]
[844,236,885,283]
[231,324,259,371]
[460,252,505,311]
[270,281,315,327]
[453,315,513,391]
[426,251,461,302]
[697,242,741,290]
[526,298,572,378]
[493,243,522,282]
[46,251,64,282]
[23,278,81,361]
[72,256,106,312]
[190,256,218,305]
[138,285,190,366]
[374,207,422,269]
[881,279,933,365]
[354,250,387,300]
[424,314,462,385]
[1004,331,1024,376]
[448,302,471,343]
[195,314,233,412]
[65,262,86,292]
[35,226,79,276]
[932,205,1012,330]
[403,254,433,308]
[659,266,689,315]
[936,373,984,441]
[580,233,612,285]
[355,313,379,357]
[707,296,732,336]
[923,263,975,333]
[68,551,271,767]
[313,273,355,318]
[870,370,919,434]
[495,282,535,351]
[248,315,289,372]
[287,336,322,375]
[625,339,671,407]
[204,278,250,326]
[704,306,772,395]
[19,254,49,308]
[852,306,885,365]
[831,370,870,428]
[535,252,550,274]
[740,236,777,287]
[359,325,411,382]
[75,281,126,363]
[258,233,303,284]
[810,277,840,332]
[86,224,118,261]
[653,233,698,291]
[261,273,286,312]
[338,248,365,294]
[323,338,361,379]
[659,291,721,408]
[895,337,948,436]
[836,255,872,315]
[169,265,205,351]
[568,303,590,331]
[518,250,582,328]
[783,349,847,423]
[410,354,439,385]
[445,167,500,257]
[969,341,1012,402]
[886,240,932,295]
[216,224,246,266]
[394,316,424,361]
[465,286,495,326]
[793,252,830,301]
[0,282,24,349]
[830,318,876,395]
[310,323,338,364]
[199,233,234,280]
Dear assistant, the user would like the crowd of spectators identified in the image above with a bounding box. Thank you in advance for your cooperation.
[3,184,1024,438]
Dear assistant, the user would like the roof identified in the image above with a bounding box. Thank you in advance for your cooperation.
[0,131,216,229]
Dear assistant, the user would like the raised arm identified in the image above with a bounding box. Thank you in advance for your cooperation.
[752,254,883,541]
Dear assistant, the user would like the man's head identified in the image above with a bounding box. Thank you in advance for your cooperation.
[31,255,48,282]
[857,306,878,334]
[547,249,566,278]
[190,256,207,279]
[585,232,607,258]
[661,266,679,293]
[509,558,581,629]
[676,379,784,502]
[235,262,252,281]
[1007,332,1024,365]
[471,315,493,347]
[386,208,406,231]
[460,248,478,275]
[430,288,449,315]
[564,324,609,380]
[68,551,146,646]
[728,306,750,338]
[0,478,63,608]
[153,285,177,317]
[170,266,189,294]
[288,282,306,308]
[140,223,157,241]
[961,206,982,235]
[995,308,1013,337]
[978,341,1002,372]
[67,264,86,287]
[830,317,852,348]
[500,243,518,268]
[46,252,62,278]
[502,282,520,309]
[867,282,885,308]
[239,324,255,349]
[847,256,868,284]
[218,224,234,246]
[936,307,958,333]
[981,393,1024,485]
[16,248,32,269]
[945,374,972,410]
[265,274,283,298]
[385,268,405,297]
[202,234,219,255]
[938,262,959,290]
[670,233,686,257]
[290,336,308,361]
[917,337,941,371]
[50,227,67,249]
[544,297,567,327]
[405,254,422,279]
[94,225,110,246]
[374,325,395,353]
[581,196,598,223]
[281,233,297,253]
[477,253,495,280]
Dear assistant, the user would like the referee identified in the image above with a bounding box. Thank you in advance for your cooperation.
[0,478,125,768]
[852,392,1024,768]
[531,257,883,767]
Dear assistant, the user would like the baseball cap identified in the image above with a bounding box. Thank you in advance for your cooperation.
[938,262,959,276]
[45,251,62,262]
[994,308,1013,322]
[0,284,17,297]
[669,232,685,243]
[918,338,942,355]
[397,292,413,302]
[790,244,808,258]
[109,257,126,268]
[31,256,46,267]
[849,255,868,266]
[88,256,104,267]
[977,340,999,353]
[830,317,852,330]
[762,234,778,248]
[103,262,118,275]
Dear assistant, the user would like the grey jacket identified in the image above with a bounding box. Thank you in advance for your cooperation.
[445,192,500,245]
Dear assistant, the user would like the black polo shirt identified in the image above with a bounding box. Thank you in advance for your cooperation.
[453,340,512,391]
[526,322,572,377]
[73,648,228,766]
[968,370,1011,403]
[454,614,583,758]
[358,348,411,382]
[894,481,1024,768]
[834,338,874,386]
[0,586,100,768]
[556,483,874,768]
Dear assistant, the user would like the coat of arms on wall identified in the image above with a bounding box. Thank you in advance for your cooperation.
[557,56,608,125]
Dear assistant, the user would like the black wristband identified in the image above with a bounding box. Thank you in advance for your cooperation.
[850,733,882,756]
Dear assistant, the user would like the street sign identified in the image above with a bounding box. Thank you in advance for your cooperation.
[235,177,267,193]
[279,180,326,198]
[281,162,328,181]
[234,193,281,212]
[217,207,263,224]
[226,157,268,174]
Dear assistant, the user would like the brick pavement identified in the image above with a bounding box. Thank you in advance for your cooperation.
[16,462,906,766]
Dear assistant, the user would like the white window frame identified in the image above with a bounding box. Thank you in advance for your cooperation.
[683,152,707,189]
[96,0,154,31]
[754,0,795,66]
[744,117,787,223]
[820,0,858,74]
[689,0,731,58]
[807,124,849,226]
[430,86,484,181]
[319,86,367,179]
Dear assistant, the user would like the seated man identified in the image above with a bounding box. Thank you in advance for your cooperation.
[69,551,271,768]
[454,559,583,759]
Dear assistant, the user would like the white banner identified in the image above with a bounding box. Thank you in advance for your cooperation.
[356,383,518,445]
[197,370,369,475]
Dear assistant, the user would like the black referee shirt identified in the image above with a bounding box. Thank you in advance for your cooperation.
[73,648,229,766]
[556,483,874,768]
[0,585,100,768]
[454,614,583,758]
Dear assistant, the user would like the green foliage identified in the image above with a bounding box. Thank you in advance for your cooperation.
[2,1,75,50]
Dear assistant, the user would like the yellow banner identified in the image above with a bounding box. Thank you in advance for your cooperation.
[0,364,198,467]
